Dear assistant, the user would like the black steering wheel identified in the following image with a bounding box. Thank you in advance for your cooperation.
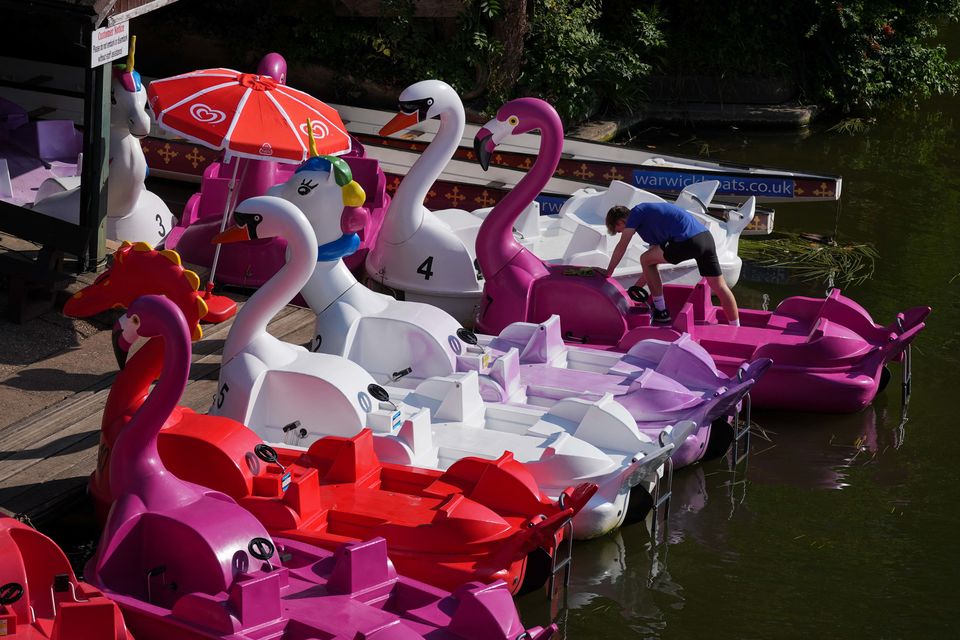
[456,328,479,346]
[248,537,275,561]
[367,384,390,402]
[627,285,650,304]
[253,444,279,465]
[0,582,24,605]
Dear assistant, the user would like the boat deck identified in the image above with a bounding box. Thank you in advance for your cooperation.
[0,246,316,523]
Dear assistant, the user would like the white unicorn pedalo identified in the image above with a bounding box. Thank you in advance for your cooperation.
[31,36,176,244]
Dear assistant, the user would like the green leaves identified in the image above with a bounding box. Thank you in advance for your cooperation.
[521,0,663,121]
[479,0,502,19]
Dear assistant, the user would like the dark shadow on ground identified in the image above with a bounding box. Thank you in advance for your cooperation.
[2,368,111,392]
[0,429,98,462]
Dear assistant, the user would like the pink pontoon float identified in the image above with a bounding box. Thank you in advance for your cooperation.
[85,294,555,640]
[471,97,930,413]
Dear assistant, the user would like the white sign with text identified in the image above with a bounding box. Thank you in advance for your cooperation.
[90,22,129,68]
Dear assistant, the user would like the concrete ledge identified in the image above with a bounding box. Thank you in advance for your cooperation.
[568,102,816,142]
[639,102,817,128]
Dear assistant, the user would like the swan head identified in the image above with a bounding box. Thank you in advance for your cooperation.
[473,98,560,170]
[379,79,461,136]
[212,196,315,248]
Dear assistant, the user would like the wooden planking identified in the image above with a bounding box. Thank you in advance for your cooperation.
[0,302,315,521]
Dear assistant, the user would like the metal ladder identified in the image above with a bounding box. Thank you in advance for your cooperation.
[649,456,674,545]
[547,517,575,601]
[729,392,752,469]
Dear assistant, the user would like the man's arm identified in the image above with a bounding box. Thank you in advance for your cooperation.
[604,229,635,277]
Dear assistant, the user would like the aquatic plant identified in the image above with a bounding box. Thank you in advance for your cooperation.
[739,233,879,287]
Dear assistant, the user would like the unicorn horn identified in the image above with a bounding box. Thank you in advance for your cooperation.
[126,35,137,73]
[306,119,319,158]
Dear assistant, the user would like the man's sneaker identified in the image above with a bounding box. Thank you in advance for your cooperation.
[651,307,672,325]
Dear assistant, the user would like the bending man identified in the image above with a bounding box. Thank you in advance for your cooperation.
[604,202,739,326]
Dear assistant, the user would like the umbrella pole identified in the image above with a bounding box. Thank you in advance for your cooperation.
[208,158,243,283]
[201,157,248,323]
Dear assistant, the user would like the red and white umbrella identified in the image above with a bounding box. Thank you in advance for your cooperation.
[147,68,351,161]
[146,67,351,320]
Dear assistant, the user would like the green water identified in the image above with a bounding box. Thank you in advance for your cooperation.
[514,99,960,638]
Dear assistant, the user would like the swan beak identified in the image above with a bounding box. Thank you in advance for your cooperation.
[473,128,494,171]
[380,111,419,137]
[212,226,251,244]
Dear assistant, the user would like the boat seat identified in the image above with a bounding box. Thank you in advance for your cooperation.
[345,156,386,210]
[10,119,83,163]
[50,598,124,640]
[327,538,396,595]
[674,180,719,214]
[561,223,606,262]
[580,180,662,227]
[517,315,566,365]
[227,571,283,628]
[488,347,523,401]
[307,429,383,484]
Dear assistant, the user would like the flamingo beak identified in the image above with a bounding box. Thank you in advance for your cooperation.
[473,127,495,171]
[111,325,131,370]
[212,225,251,244]
[379,110,419,137]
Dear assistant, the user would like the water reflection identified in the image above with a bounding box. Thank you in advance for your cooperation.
[748,406,882,490]
[555,398,918,636]
[515,63,959,634]
[561,531,676,638]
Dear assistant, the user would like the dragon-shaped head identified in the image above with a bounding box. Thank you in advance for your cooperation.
[65,242,209,362]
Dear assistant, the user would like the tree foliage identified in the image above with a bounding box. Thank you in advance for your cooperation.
[165,0,960,122]
[653,0,960,113]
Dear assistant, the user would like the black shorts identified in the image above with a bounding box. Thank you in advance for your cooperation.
[661,231,722,277]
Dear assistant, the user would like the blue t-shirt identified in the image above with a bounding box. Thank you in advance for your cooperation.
[626,202,707,246]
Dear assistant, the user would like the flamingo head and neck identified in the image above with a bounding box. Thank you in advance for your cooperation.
[473,98,563,280]
[64,242,208,442]
[379,80,465,244]
[108,295,193,505]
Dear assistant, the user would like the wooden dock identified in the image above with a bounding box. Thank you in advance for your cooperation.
[0,298,316,524]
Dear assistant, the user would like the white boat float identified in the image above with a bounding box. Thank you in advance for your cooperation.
[209,193,685,540]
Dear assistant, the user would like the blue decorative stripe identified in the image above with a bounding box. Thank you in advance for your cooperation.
[317,233,360,262]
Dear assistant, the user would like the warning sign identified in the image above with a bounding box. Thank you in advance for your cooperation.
[90,22,129,68]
